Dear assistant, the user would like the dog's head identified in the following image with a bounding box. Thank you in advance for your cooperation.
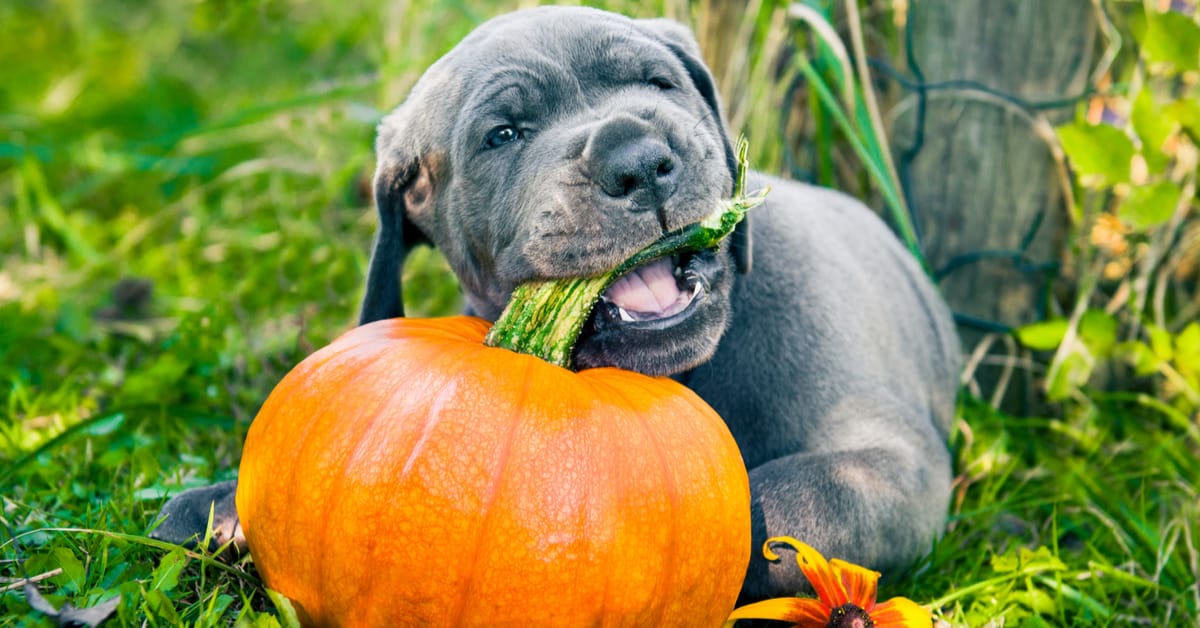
[362,6,750,376]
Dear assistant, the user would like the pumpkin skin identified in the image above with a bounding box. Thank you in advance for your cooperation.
[236,316,752,627]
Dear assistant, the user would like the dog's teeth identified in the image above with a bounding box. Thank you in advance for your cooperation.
[618,306,636,322]
[691,282,703,298]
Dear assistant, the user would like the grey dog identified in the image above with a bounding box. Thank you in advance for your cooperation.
[153,6,960,603]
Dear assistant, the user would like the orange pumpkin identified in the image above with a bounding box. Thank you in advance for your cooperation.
[238,140,763,626]
[235,316,751,626]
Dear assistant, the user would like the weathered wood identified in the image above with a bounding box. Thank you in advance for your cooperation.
[906,0,1096,108]
[890,0,1097,406]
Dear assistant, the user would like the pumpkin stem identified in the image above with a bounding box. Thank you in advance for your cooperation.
[484,137,768,369]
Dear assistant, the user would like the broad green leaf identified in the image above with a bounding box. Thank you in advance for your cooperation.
[50,547,86,593]
[1165,98,1200,134]
[1120,181,1182,229]
[233,613,284,628]
[1131,88,1174,168]
[267,589,302,628]
[991,551,1019,573]
[1056,123,1134,184]
[1015,318,1069,351]
[1011,588,1057,615]
[144,589,181,623]
[1142,10,1200,71]
[1048,352,1090,400]
[1116,341,1160,376]
[991,546,1067,574]
[1174,322,1200,379]
[150,549,186,593]
[1149,325,1174,361]
[82,412,126,437]
[1019,546,1068,571]
[1079,310,1119,357]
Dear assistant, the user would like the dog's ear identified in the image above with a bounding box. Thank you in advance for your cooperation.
[640,19,752,274]
[360,139,434,324]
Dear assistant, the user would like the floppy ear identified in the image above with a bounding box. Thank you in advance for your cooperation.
[359,156,432,324]
[643,19,752,274]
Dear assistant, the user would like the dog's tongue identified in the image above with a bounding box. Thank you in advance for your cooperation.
[603,258,682,314]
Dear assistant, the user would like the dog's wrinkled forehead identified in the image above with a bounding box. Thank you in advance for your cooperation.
[378,7,702,155]
[452,7,691,76]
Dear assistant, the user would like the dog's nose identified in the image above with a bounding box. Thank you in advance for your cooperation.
[585,117,678,205]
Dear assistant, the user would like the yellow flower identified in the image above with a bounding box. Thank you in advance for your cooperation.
[725,537,931,628]
[1090,212,1130,257]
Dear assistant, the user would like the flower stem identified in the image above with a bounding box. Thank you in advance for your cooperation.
[484,137,767,369]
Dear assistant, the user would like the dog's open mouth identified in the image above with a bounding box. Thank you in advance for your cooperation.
[591,250,716,331]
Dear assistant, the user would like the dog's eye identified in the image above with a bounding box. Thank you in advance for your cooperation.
[484,125,521,149]
[647,77,675,90]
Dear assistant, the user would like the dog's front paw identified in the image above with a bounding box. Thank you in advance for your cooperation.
[148,479,245,555]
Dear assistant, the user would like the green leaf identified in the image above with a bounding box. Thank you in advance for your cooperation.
[150,549,186,593]
[1116,341,1160,376]
[1142,10,1200,71]
[1131,88,1174,164]
[1079,310,1119,357]
[239,614,284,628]
[1011,588,1057,615]
[144,589,181,623]
[1019,546,1068,571]
[1173,322,1200,379]
[267,589,302,628]
[1149,325,1174,361]
[1056,123,1134,184]
[50,547,86,593]
[1165,98,1200,135]
[82,412,126,437]
[1120,181,1182,229]
[1015,318,1069,351]
[991,551,1019,573]
[1048,352,1090,400]
[990,546,1067,574]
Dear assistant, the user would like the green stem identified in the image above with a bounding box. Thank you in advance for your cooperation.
[484,138,768,369]
[793,55,924,265]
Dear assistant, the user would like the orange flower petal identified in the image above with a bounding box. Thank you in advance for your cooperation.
[829,558,880,608]
[724,597,829,627]
[869,596,932,627]
[764,536,848,606]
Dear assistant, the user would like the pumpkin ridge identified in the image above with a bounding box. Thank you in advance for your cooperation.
[672,377,753,614]
[578,376,615,626]
[613,378,683,627]
[396,371,460,480]
[312,334,471,624]
[447,356,535,626]
[243,337,405,616]
[352,337,485,624]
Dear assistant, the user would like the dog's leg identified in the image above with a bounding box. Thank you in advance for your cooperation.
[737,442,951,603]
[148,480,245,553]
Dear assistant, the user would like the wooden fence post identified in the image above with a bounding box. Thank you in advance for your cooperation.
[890,0,1098,407]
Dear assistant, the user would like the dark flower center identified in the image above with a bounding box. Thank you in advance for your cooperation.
[827,603,874,628]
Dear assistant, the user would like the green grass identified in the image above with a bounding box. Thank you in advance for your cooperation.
[2,1,1198,626]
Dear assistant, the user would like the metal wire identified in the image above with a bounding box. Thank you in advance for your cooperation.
[779,11,1098,333]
